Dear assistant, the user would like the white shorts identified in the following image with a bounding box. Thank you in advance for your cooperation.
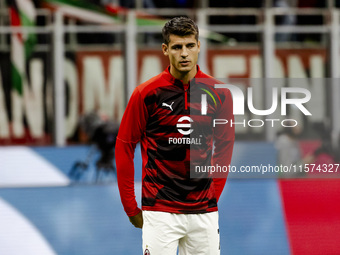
[142,211,220,255]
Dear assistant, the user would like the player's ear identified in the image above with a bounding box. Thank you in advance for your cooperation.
[162,43,169,56]
[197,40,201,53]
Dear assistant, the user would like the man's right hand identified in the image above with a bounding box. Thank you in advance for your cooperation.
[129,211,143,228]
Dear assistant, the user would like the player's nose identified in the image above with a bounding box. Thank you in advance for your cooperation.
[181,47,189,57]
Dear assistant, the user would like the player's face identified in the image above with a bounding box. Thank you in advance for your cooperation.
[162,34,200,77]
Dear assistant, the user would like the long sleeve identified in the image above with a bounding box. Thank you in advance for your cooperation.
[212,88,235,201]
[115,87,148,217]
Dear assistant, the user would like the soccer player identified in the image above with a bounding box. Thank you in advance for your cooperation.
[115,16,235,254]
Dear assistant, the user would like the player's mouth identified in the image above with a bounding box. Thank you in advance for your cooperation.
[179,60,190,66]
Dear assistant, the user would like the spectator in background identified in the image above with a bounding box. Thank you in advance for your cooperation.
[208,0,263,43]
[69,111,119,182]
[296,0,326,43]
[119,0,194,8]
[276,121,339,178]
[275,123,308,177]
[151,0,195,8]
[276,125,302,167]
[274,0,297,42]
[306,123,339,175]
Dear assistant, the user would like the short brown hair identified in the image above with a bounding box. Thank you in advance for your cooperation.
[162,17,199,45]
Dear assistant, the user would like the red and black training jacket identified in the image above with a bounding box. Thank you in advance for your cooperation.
[116,66,235,217]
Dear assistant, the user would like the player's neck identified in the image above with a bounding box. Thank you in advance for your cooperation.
[170,65,197,84]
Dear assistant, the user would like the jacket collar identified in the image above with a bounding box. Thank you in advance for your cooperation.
[162,65,204,85]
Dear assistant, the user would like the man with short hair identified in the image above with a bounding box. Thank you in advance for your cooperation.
[116,16,235,254]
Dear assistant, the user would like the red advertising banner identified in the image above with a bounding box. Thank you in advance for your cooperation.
[0,48,329,145]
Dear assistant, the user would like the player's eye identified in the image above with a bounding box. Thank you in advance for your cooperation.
[172,45,181,50]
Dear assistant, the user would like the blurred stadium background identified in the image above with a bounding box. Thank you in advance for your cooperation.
[1,0,340,254]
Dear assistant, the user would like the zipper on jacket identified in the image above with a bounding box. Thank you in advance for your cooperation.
[184,82,189,110]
